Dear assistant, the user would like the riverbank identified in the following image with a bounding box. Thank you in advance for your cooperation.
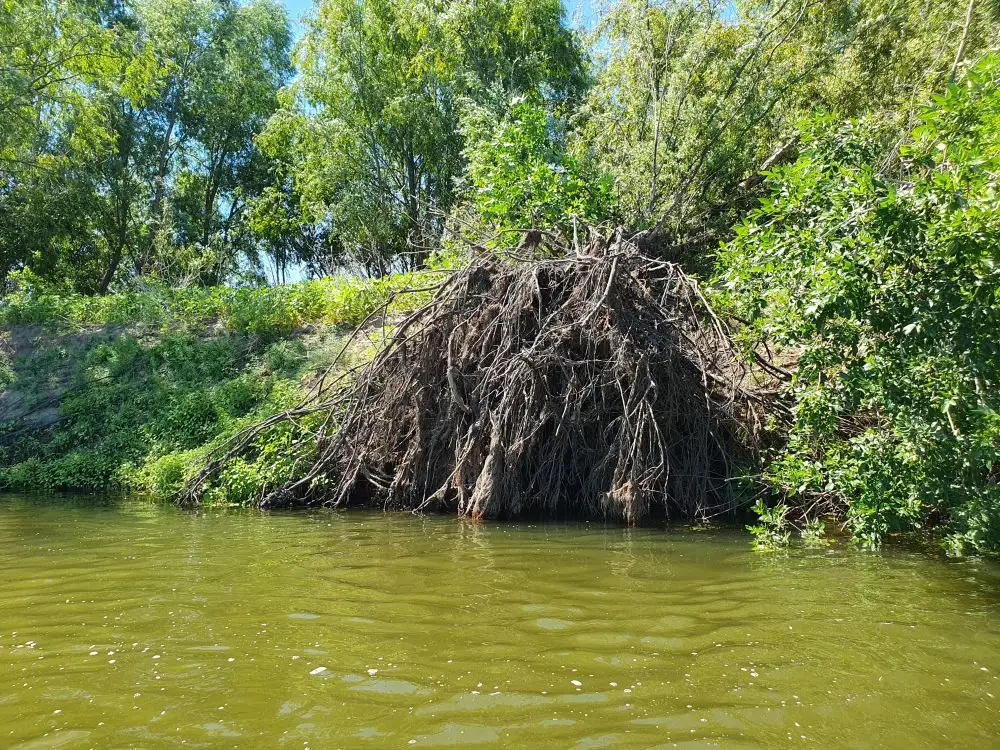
[0,273,435,499]
[2,245,998,558]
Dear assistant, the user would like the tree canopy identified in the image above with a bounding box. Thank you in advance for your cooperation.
[1,0,292,291]
[3,0,995,286]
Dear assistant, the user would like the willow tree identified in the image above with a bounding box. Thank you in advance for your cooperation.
[100,0,293,288]
[0,0,136,290]
[576,0,1000,258]
[0,0,292,293]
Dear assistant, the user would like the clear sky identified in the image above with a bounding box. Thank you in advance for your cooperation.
[280,0,312,37]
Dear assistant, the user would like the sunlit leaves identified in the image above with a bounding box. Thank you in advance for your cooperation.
[716,55,1000,554]
[461,100,613,242]
[262,0,586,275]
[0,0,292,292]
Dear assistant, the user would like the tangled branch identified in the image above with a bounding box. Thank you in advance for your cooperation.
[185,232,775,522]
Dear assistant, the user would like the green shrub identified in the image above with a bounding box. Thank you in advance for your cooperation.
[0,270,438,334]
[0,265,437,500]
[462,100,614,246]
[1,458,46,489]
[264,340,308,375]
[196,414,323,506]
[133,449,204,499]
[0,266,440,486]
[717,55,1000,555]
[747,499,791,551]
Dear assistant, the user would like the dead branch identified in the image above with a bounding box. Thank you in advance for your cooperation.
[184,232,779,523]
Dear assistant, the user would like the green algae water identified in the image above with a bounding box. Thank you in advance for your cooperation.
[1,497,998,749]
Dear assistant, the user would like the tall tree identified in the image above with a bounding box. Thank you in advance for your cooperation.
[0,0,137,290]
[122,0,293,286]
[257,0,586,276]
[576,0,1000,257]
[0,0,291,293]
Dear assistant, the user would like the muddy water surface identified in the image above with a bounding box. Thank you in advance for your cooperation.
[1,497,998,748]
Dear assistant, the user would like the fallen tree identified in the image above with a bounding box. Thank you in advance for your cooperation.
[185,231,774,522]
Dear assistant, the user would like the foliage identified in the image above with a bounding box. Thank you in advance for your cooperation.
[0,269,434,501]
[800,518,828,547]
[717,55,1000,555]
[577,0,1000,251]
[258,0,586,275]
[747,499,791,551]
[0,0,292,293]
[0,269,439,334]
[461,100,613,245]
[0,0,131,165]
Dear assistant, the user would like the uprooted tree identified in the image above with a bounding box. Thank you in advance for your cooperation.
[185,231,779,522]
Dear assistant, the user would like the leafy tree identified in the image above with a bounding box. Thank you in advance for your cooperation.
[245,151,341,283]
[578,0,1000,257]
[134,0,292,284]
[716,55,1000,554]
[0,0,145,291]
[461,100,613,245]
[0,0,121,166]
[260,0,586,276]
[0,0,291,293]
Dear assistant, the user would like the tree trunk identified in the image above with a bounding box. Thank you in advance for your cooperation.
[201,155,223,248]
[950,0,977,79]
[99,239,124,294]
[404,143,423,267]
[146,50,193,264]
[101,105,134,294]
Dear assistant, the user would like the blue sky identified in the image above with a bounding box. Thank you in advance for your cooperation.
[280,0,311,37]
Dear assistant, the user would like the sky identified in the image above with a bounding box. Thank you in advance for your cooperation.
[280,0,312,38]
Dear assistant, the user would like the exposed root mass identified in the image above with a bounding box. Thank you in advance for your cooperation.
[187,233,770,522]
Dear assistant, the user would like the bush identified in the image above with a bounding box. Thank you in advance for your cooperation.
[0,270,439,334]
[716,56,1000,555]
[135,450,203,499]
[461,100,614,246]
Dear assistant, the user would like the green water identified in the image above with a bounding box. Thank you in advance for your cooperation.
[1,498,998,749]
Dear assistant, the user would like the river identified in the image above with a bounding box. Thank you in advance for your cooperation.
[1,496,998,748]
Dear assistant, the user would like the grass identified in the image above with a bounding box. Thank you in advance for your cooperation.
[0,270,441,334]
[0,270,442,503]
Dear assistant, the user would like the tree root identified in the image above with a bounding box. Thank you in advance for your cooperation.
[185,232,774,522]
